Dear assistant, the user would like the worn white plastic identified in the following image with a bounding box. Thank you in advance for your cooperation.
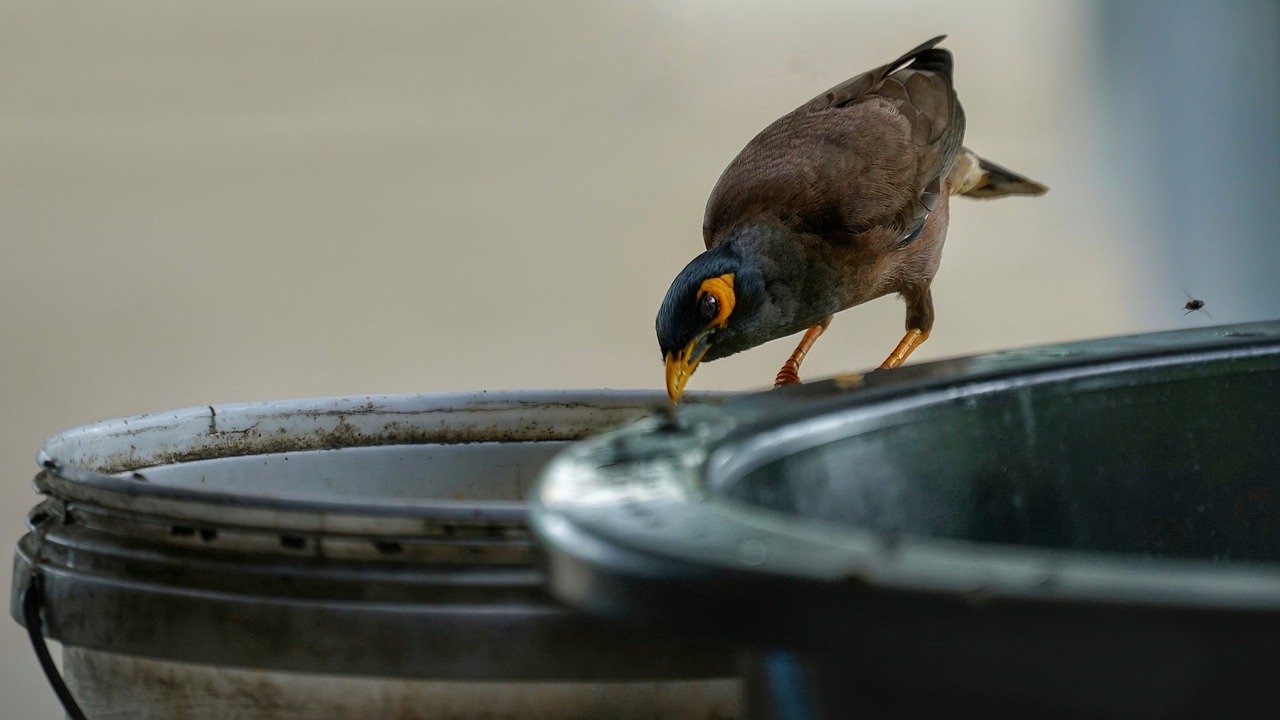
[13,390,743,720]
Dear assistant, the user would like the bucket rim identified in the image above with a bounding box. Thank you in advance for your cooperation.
[35,388,730,523]
[534,321,1280,616]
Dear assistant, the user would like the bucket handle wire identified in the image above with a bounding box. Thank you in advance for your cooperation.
[22,569,89,720]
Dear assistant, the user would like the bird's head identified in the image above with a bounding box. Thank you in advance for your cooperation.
[657,244,755,402]
[656,228,834,402]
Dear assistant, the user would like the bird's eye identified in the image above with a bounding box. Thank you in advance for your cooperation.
[697,293,719,322]
[695,273,735,327]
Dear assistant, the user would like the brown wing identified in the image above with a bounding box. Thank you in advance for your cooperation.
[703,36,965,247]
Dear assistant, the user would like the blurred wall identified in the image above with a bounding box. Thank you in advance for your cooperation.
[1094,0,1280,319]
[2,2,1272,716]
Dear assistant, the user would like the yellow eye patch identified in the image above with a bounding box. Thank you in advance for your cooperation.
[697,273,735,328]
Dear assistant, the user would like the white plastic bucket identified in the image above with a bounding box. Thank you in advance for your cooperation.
[12,390,742,720]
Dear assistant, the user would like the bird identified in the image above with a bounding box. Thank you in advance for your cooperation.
[657,35,1047,403]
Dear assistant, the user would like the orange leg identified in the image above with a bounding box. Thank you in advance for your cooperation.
[775,316,833,387]
[878,328,929,370]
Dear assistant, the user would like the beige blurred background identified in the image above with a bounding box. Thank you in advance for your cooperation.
[3,2,1276,716]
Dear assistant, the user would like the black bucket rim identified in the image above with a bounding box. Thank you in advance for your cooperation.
[533,320,1280,619]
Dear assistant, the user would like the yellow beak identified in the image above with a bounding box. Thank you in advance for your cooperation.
[664,330,713,404]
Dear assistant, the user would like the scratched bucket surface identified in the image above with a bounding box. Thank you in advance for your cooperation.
[534,322,1280,720]
[10,390,742,720]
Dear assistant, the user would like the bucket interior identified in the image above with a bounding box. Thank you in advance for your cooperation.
[726,356,1280,561]
[131,443,561,503]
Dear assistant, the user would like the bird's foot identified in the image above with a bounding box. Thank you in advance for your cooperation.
[879,328,930,370]
[774,361,803,387]
[773,316,833,388]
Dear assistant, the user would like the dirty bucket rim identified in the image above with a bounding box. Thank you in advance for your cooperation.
[13,388,746,681]
[34,388,717,521]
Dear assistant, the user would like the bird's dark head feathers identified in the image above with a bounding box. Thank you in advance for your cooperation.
[656,223,840,365]
[657,241,757,364]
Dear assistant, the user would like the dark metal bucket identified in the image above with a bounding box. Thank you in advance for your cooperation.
[11,390,743,720]
[533,322,1280,720]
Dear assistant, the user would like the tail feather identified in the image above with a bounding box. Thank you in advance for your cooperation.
[885,35,948,76]
[905,48,954,78]
[959,153,1048,198]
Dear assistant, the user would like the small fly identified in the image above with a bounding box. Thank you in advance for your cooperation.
[1183,290,1211,318]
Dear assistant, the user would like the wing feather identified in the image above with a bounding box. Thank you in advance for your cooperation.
[704,36,966,247]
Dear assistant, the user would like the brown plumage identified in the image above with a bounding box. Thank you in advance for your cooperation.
[657,36,1047,402]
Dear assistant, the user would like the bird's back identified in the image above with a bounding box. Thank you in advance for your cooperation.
[703,36,964,249]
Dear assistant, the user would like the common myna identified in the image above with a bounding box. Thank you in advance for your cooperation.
[657,36,1047,402]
